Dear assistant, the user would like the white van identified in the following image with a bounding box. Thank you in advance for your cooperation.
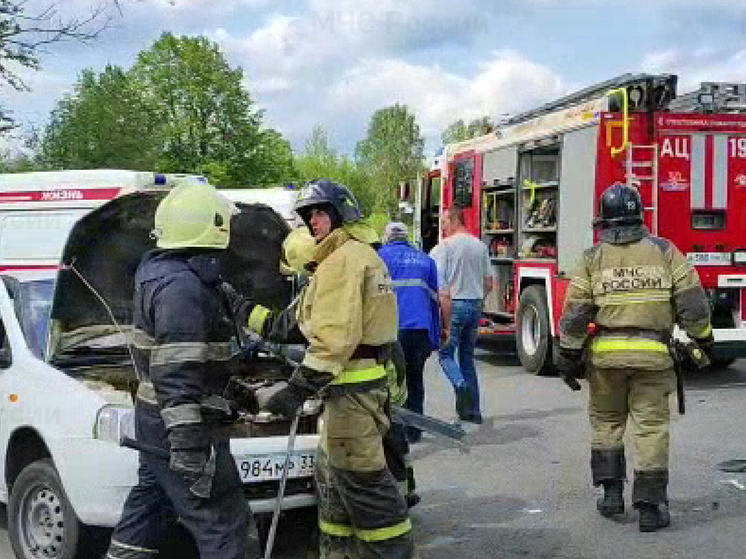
[220,186,302,228]
[0,170,208,270]
[0,174,319,558]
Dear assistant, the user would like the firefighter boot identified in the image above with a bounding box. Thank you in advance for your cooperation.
[591,448,626,517]
[597,480,624,517]
[633,470,670,532]
[638,502,671,532]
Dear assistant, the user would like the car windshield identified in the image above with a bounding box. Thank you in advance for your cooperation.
[13,279,55,360]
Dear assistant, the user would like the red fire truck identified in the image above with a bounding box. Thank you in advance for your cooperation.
[416,73,746,373]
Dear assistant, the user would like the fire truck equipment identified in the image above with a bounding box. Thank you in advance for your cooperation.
[421,72,746,374]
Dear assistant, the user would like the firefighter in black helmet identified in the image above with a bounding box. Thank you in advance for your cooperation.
[557,182,713,532]
[251,179,413,558]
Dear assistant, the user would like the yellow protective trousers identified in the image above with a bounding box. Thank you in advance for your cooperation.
[588,366,674,472]
[316,387,413,559]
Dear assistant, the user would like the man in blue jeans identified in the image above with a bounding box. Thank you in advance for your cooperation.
[431,208,493,424]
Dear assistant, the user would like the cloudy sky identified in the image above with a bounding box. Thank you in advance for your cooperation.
[3,0,746,156]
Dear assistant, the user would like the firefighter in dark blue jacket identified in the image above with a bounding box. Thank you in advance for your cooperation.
[378,222,441,443]
[107,184,247,559]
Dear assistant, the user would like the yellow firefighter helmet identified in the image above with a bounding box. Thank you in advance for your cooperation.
[152,184,233,250]
[280,226,317,275]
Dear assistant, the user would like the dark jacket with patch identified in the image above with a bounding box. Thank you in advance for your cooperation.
[132,250,234,450]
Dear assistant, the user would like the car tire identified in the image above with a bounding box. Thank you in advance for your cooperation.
[8,459,82,559]
[516,285,554,375]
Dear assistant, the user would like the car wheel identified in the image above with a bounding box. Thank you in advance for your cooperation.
[516,285,554,375]
[8,459,81,559]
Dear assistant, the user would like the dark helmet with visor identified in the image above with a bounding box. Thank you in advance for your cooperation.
[294,179,362,229]
[594,183,643,229]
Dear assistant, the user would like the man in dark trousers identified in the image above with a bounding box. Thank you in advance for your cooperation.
[107,184,248,559]
[378,221,440,443]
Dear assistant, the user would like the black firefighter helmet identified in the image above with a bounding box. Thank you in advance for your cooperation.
[294,179,362,229]
[594,183,643,229]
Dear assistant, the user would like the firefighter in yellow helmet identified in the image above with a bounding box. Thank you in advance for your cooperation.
[108,184,248,559]
[556,183,713,533]
[252,179,413,559]
[280,225,318,276]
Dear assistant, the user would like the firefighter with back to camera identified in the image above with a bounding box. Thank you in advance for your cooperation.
[556,183,713,533]
[107,184,248,559]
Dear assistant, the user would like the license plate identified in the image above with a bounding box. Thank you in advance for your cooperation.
[237,452,316,483]
[686,252,732,266]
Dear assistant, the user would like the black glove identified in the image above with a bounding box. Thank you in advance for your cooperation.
[255,381,307,417]
[693,333,715,361]
[167,425,214,498]
[554,348,584,391]
[219,282,271,336]
[255,365,333,416]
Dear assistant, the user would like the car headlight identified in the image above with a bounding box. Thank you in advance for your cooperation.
[94,405,135,443]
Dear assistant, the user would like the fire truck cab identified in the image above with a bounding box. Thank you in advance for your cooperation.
[419,74,746,373]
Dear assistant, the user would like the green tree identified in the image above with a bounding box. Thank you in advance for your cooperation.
[441,115,495,145]
[37,32,296,185]
[296,126,376,215]
[0,1,120,132]
[131,32,293,186]
[41,65,160,169]
[355,104,424,214]
[441,119,469,145]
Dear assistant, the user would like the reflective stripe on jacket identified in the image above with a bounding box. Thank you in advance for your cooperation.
[560,233,712,370]
[132,250,235,447]
[298,228,398,385]
[377,241,441,350]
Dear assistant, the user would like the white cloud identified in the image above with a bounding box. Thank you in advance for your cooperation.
[300,50,567,151]
[211,10,555,152]
[641,48,746,91]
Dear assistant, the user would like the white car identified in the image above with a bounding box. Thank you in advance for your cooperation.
[0,192,319,559]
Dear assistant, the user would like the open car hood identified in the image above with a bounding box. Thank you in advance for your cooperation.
[49,191,292,360]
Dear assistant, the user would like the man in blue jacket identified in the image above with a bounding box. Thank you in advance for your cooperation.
[378,222,440,443]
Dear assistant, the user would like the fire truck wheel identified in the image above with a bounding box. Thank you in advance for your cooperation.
[516,285,554,376]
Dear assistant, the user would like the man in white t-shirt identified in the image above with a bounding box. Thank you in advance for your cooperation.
[430,207,493,423]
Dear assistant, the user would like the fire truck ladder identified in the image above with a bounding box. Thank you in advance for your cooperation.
[626,143,659,235]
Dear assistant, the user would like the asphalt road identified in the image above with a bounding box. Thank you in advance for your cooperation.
[3,340,746,558]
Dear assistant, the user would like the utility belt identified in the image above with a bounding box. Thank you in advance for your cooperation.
[350,344,389,362]
[591,327,671,355]
[595,327,669,343]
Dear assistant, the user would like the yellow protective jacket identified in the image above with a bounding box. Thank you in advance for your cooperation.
[560,231,712,370]
[298,226,398,386]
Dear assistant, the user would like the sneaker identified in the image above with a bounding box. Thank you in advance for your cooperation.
[638,502,670,532]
